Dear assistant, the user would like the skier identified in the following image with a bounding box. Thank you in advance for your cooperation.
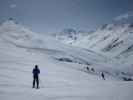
[101,72,105,80]
[91,68,95,72]
[32,65,40,89]
[86,66,89,71]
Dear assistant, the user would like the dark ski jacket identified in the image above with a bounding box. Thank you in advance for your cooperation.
[32,68,40,77]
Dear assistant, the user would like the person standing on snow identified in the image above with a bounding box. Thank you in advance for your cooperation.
[101,72,105,80]
[32,65,40,89]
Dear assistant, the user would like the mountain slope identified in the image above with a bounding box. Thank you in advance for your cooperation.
[0,20,133,100]
[70,12,133,67]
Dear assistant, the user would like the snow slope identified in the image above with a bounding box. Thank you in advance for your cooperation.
[68,12,133,68]
[0,20,133,100]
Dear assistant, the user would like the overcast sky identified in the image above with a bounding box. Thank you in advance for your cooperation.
[0,0,133,33]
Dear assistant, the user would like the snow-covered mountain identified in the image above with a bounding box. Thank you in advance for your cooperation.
[54,28,91,44]
[71,12,133,64]
[1,19,133,80]
[0,19,133,100]
[114,11,133,24]
[0,20,108,70]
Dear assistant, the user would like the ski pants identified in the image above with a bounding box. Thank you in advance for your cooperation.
[33,75,39,88]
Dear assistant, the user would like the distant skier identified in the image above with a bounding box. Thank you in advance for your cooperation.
[32,65,40,89]
[91,68,95,72]
[101,72,105,80]
[86,66,89,71]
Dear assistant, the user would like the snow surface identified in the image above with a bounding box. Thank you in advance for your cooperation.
[0,20,133,100]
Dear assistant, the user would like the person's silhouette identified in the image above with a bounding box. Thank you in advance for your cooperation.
[101,72,105,80]
[32,65,40,89]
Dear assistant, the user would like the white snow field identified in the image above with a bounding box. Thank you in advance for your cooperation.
[0,20,133,100]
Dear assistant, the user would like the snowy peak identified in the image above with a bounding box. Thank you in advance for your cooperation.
[58,28,78,39]
[99,12,133,31]
[61,28,77,36]
[54,28,78,44]
[55,28,91,44]
[112,12,133,26]
[0,19,35,40]
[1,19,31,33]
[0,19,39,48]
[70,12,133,62]
[0,18,22,30]
[2,20,16,27]
[114,12,133,21]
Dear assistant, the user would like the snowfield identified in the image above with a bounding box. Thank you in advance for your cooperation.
[0,20,133,100]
